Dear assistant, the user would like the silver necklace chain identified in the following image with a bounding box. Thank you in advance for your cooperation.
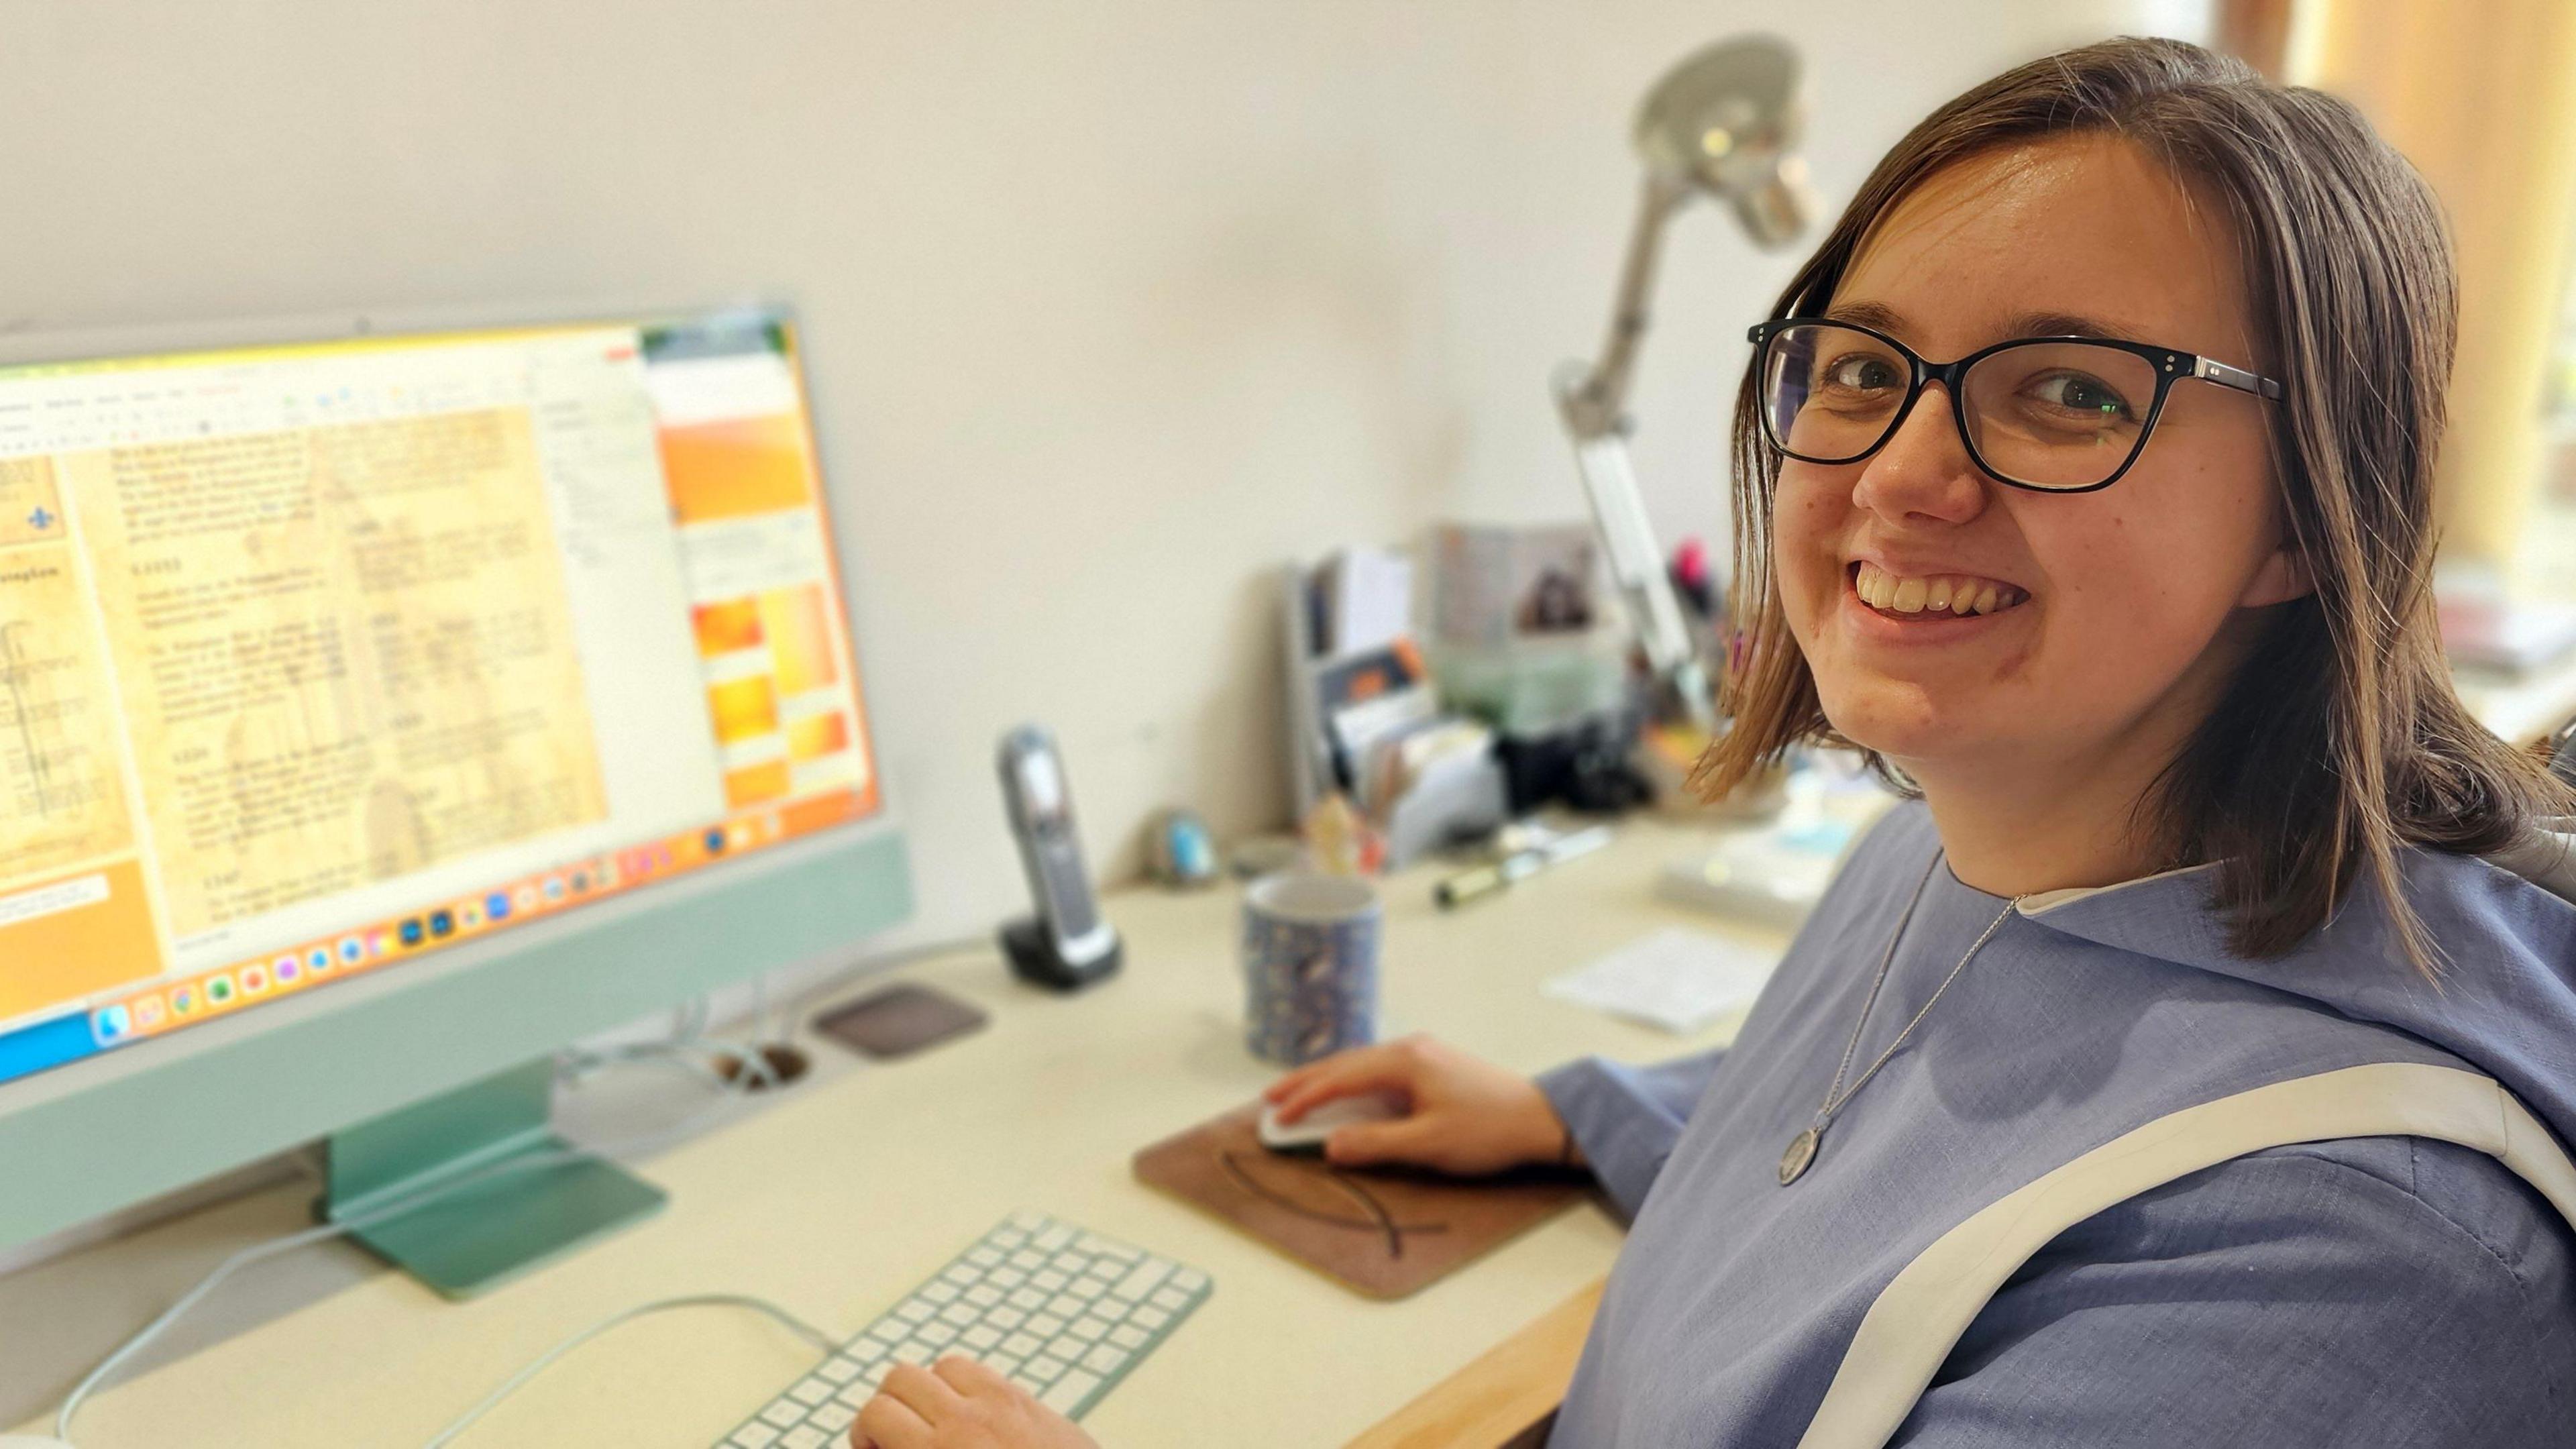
[1779,853,2021,1187]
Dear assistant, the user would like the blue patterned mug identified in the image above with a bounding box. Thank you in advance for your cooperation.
[1241,872,1381,1066]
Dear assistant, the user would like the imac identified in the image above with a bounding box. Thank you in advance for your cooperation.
[0,303,912,1295]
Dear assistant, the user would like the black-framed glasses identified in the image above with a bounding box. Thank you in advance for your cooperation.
[1749,317,2284,493]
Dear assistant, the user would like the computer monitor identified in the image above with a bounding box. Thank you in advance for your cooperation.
[0,303,912,1291]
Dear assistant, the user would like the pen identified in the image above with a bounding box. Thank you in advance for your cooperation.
[1434,824,1613,908]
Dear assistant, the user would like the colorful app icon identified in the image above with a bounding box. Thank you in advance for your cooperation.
[133,996,165,1028]
[170,985,197,1016]
[399,918,426,947]
[460,902,484,928]
[543,875,567,901]
[206,974,235,1004]
[275,956,301,985]
[429,909,455,938]
[241,963,271,995]
[309,946,333,973]
[596,859,621,888]
[704,828,728,855]
[368,929,390,957]
[93,1004,131,1042]
[337,936,363,965]
[569,870,590,894]
[515,884,540,913]
[485,892,512,922]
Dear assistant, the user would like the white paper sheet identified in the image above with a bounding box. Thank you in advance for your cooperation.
[1544,927,1778,1034]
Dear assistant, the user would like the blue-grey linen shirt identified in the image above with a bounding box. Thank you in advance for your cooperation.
[1537,802,2576,1446]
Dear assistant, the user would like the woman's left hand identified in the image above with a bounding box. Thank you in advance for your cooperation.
[851,1356,1100,1449]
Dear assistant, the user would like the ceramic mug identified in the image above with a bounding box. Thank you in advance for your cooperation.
[1240,872,1382,1065]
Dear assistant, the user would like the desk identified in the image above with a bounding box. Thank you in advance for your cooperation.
[7,816,1790,1448]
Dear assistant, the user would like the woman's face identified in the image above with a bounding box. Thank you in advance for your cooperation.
[1772,133,2302,792]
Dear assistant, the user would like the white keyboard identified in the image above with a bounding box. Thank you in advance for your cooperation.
[714,1213,1212,1448]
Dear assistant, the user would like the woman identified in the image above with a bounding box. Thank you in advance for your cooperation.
[853,36,2576,1448]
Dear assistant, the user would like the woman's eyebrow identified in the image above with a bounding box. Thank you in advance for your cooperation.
[1816,301,2158,348]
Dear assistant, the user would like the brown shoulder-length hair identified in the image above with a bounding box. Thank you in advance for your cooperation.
[1694,36,2576,970]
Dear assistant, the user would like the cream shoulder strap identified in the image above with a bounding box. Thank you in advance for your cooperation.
[1794,1063,2576,1449]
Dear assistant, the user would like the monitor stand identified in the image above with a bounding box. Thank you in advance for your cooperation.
[319,1059,665,1299]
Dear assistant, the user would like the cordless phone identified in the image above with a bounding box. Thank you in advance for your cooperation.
[996,725,1122,989]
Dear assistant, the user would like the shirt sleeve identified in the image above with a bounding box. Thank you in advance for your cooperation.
[1532,1050,1724,1218]
[1888,1140,2576,1448]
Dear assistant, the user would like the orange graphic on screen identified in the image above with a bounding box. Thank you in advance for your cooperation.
[788,711,851,763]
[692,598,764,657]
[659,415,816,525]
[706,676,780,745]
[0,860,165,1019]
[761,584,841,696]
[724,761,791,808]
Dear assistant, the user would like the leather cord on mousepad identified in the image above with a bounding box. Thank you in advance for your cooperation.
[1133,1104,1590,1299]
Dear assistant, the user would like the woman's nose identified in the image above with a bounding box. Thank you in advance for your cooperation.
[1849,384,1990,525]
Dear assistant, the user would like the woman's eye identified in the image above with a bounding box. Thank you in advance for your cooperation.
[1821,354,1901,391]
[2027,371,2133,419]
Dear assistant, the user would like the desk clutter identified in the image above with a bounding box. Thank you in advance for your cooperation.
[1134,1105,1586,1300]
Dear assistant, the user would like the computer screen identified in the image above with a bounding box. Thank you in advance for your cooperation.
[0,308,880,1087]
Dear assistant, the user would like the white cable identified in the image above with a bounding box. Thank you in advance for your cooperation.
[416,1293,837,1448]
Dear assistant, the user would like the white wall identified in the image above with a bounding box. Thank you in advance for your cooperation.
[0,0,2207,943]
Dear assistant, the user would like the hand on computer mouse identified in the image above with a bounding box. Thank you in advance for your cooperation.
[1260,1032,1580,1175]
[852,1356,1098,1449]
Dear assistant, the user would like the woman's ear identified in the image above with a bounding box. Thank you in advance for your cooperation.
[2239,545,2312,608]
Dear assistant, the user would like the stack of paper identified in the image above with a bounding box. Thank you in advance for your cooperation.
[1544,928,1779,1034]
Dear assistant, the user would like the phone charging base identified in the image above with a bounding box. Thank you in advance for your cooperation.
[1001,917,1122,992]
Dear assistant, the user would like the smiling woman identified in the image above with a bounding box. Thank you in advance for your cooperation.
[1254,34,2576,1449]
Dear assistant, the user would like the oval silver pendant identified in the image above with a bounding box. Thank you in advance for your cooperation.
[1778,1127,1820,1185]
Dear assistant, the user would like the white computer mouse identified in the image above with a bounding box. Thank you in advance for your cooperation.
[1256,1091,1406,1153]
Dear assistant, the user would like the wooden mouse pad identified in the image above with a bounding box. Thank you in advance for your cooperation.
[1132,1104,1589,1299]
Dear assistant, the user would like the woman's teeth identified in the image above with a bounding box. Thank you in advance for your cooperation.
[1852,561,2028,617]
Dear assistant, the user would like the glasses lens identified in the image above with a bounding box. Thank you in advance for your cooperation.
[1962,341,2160,489]
[1762,323,1909,463]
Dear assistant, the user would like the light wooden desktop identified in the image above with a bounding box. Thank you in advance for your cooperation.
[6,816,1790,1448]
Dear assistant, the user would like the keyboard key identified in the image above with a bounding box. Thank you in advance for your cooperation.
[920,1323,957,1346]
[991,1267,1027,1289]
[1049,1335,1087,1362]
[940,1301,981,1326]
[989,1307,1026,1330]
[963,1324,1004,1350]
[944,1265,979,1287]
[790,1377,834,1406]
[851,1338,888,1363]
[1048,1295,1085,1319]
[897,1298,937,1324]
[1069,1317,1107,1342]
[967,1246,1003,1267]
[1132,1307,1168,1330]
[988,1354,1021,1378]
[1115,1258,1173,1301]
[1068,1279,1106,1301]
[892,1341,932,1364]
[1172,1269,1208,1291]
[1040,1368,1102,1413]
[1026,1355,1065,1382]
[813,1404,857,1432]
[761,1401,804,1429]
[818,1357,863,1383]
[1034,1224,1074,1252]
[1010,1250,1046,1271]
[1149,1287,1188,1311]
[1028,1313,1066,1338]
[731,1427,781,1449]
[1081,1344,1128,1376]
[965,1283,1004,1307]
[782,1428,828,1449]
[1095,1297,1137,1322]
[1032,1270,1069,1293]
[1110,1325,1148,1350]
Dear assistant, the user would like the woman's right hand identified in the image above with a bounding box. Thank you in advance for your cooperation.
[1259,1034,1579,1176]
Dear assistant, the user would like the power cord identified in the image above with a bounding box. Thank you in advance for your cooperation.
[417,1293,839,1448]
